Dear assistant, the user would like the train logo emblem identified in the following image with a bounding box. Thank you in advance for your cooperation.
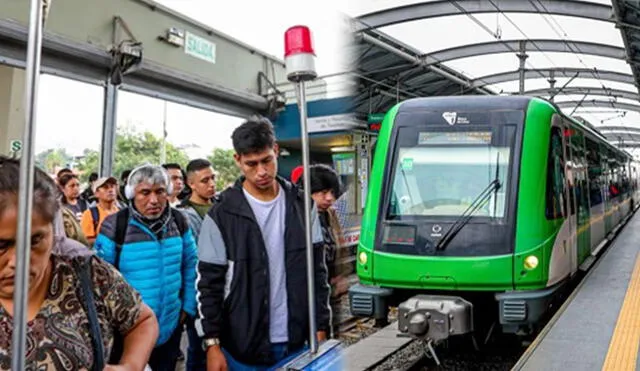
[442,112,457,125]
[431,224,443,237]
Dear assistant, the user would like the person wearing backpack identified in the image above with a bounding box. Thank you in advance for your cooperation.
[80,176,120,245]
[94,164,198,371]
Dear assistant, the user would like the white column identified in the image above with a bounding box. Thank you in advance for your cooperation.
[0,65,26,156]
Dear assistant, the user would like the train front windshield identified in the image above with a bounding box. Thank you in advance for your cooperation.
[387,110,521,222]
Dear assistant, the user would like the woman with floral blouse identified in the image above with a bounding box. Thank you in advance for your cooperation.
[0,156,159,370]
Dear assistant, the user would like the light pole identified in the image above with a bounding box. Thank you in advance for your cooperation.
[285,25,319,354]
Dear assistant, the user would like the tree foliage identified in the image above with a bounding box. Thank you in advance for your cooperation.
[36,148,72,174]
[38,128,189,182]
[37,129,242,189]
[208,148,240,190]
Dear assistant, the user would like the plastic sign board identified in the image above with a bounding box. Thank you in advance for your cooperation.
[184,32,216,64]
[307,114,366,133]
[367,113,385,123]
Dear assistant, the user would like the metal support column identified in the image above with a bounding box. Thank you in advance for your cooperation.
[296,80,319,354]
[100,80,119,177]
[12,0,45,369]
[517,41,529,95]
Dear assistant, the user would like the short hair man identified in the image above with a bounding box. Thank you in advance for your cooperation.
[94,165,198,370]
[162,163,185,207]
[196,118,331,370]
[178,159,216,240]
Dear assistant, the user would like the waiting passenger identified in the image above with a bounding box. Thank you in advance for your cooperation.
[117,169,132,206]
[94,164,198,371]
[196,118,330,370]
[0,156,158,369]
[80,172,99,205]
[163,163,186,207]
[178,158,217,241]
[58,173,89,221]
[60,205,90,247]
[79,176,120,246]
[295,164,350,337]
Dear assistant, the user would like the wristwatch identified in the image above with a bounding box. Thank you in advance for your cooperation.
[202,338,221,351]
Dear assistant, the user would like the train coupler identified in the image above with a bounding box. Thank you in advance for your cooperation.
[397,295,474,342]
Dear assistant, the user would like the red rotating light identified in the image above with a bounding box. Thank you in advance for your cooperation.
[284,25,315,57]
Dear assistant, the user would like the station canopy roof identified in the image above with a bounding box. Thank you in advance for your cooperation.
[342,0,640,155]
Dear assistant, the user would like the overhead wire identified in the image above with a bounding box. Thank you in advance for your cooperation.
[531,0,638,146]
[487,0,557,69]
[531,0,610,93]
[449,0,547,90]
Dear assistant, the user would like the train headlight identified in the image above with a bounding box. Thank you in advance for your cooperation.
[358,251,368,265]
[524,255,539,270]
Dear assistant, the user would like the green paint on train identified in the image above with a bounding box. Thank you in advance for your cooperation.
[349,96,640,336]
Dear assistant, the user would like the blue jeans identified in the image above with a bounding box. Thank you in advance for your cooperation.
[222,343,307,371]
[186,320,206,371]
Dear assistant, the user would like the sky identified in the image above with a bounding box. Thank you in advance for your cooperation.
[342,0,640,157]
[34,0,353,158]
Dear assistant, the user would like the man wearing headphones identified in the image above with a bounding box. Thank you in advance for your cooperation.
[94,164,199,370]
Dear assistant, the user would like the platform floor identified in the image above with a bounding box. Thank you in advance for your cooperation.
[518,211,640,371]
[342,322,413,370]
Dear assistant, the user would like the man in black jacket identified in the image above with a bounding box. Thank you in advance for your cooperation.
[196,117,331,370]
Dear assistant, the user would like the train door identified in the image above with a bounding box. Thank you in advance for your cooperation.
[560,120,578,275]
[569,127,591,266]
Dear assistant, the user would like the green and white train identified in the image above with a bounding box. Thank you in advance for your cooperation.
[349,96,640,341]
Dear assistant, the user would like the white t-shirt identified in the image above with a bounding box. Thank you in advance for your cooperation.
[243,186,289,343]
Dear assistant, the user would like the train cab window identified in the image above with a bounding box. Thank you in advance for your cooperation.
[546,127,566,219]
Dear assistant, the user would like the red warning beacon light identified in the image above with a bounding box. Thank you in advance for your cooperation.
[284,25,317,83]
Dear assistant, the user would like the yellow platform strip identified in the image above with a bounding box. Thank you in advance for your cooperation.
[602,253,640,371]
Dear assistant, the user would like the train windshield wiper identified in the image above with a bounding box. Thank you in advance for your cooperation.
[435,153,501,252]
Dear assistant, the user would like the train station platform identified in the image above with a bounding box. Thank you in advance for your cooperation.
[514,210,640,371]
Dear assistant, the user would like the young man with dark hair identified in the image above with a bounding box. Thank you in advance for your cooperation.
[162,163,185,207]
[196,117,331,370]
[179,159,216,239]
[175,158,216,371]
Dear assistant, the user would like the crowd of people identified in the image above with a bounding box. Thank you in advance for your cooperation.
[0,117,350,370]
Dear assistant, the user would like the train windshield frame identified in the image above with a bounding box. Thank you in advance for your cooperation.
[384,109,523,223]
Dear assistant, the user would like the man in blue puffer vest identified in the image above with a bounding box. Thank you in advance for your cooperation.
[95,164,198,370]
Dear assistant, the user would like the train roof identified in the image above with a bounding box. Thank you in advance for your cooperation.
[397,95,532,113]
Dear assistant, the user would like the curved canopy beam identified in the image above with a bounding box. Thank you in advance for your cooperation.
[524,87,639,101]
[556,100,640,113]
[599,126,640,133]
[603,131,640,138]
[356,0,614,31]
[612,141,640,148]
[424,39,625,65]
[471,68,635,88]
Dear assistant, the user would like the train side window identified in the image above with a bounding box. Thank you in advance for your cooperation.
[546,127,566,219]
[586,138,603,206]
